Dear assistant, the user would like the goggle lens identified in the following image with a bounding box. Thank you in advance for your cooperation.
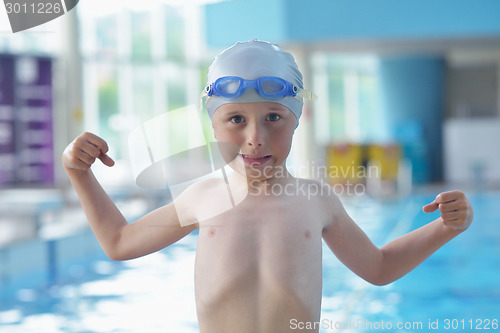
[259,77,287,96]
[216,78,242,96]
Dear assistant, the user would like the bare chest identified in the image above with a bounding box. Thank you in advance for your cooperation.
[194,195,326,306]
[197,195,324,260]
[192,182,330,328]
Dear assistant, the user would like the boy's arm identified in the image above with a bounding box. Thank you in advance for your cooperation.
[62,132,195,261]
[322,190,473,286]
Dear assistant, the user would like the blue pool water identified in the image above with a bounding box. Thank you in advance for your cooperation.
[1,191,499,332]
[320,192,500,332]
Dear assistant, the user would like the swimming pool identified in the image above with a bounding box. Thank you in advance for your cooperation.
[1,191,498,332]
[321,191,500,332]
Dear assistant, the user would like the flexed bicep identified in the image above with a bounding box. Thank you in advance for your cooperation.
[115,202,196,260]
[322,195,382,284]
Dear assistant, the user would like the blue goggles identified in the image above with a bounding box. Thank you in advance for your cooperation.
[204,76,316,100]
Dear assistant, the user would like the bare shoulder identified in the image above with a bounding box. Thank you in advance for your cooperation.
[297,179,347,228]
[173,177,226,208]
[292,178,345,222]
[183,177,226,194]
[174,177,237,224]
[293,178,341,201]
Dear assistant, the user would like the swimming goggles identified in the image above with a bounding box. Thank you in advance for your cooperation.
[203,76,317,101]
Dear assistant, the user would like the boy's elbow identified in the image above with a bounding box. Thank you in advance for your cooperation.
[367,276,394,286]
[103,248,125,261]
[363,256,397,286]
[100,229,132,261]
[354,269,393,286]
[365,248,404,286]
[366,264,405,286]
[102,243,130,261]
[106,252,128,261]
[105,246,140,261]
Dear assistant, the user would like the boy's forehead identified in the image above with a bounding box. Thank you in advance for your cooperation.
[217,101,292,113]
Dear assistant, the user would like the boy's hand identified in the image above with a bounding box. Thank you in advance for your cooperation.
[422,190,473,231]
[62,132,115,172]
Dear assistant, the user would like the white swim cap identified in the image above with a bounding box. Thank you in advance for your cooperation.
[205,39,305,125]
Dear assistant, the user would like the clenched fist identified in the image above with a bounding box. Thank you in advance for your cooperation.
[422,190,473,231]
[62,132,115,172]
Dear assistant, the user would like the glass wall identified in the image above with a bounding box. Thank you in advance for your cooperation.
[312,54,384,146]
[78,1,206,169]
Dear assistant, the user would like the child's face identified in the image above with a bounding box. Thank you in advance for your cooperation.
[212,101,296,181]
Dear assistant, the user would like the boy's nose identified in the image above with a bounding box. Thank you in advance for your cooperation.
[246,122,265,147]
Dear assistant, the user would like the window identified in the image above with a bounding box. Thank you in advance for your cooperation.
[312,54,383,145]
[79,2,206,182]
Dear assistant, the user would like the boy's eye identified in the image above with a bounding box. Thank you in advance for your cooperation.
[230,115,245,124]
[266,113,281,122]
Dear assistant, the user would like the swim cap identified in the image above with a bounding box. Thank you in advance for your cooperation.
[205,39,305,125]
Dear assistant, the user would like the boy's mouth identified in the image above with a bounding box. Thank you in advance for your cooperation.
[240,154,272,165]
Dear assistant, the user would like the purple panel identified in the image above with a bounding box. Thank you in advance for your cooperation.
[15,56,54,185]
[0,54,16,186]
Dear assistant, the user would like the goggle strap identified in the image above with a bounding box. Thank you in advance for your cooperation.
[296,89,318,101]
[199,91,207,111]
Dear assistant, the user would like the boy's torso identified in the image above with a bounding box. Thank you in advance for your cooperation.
[192,178,331,333]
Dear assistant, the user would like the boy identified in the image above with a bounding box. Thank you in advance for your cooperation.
[62,40,473,333]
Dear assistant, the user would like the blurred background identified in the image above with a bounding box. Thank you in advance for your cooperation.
[1,1,499,332]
